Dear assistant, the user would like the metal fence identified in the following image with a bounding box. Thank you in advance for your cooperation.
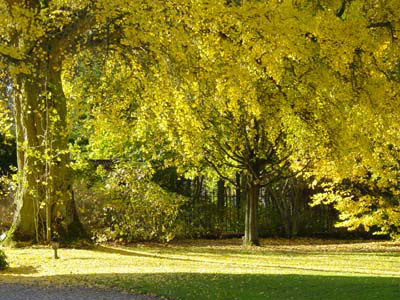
[180,178,339,238]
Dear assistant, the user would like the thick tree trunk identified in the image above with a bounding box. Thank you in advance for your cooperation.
[5,56,85,245]
[243,181,260,246]
[6,72,45,243]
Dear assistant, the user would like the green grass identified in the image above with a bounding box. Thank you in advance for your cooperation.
[1,238,400,299]
[112,273,399,300]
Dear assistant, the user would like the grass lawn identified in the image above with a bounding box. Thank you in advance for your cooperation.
[1,238,400,299]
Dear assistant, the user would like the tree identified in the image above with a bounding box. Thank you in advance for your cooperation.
[72,0,400,242]
[129,0,400,244]
[125,1,322,245]
[0,89,16,176]
[306,0,400,238]
[0,0,118,243]
[3,0,398,245]
[0,0,198,243]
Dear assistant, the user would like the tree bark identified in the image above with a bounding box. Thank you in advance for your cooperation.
[243,180,260,246]
[5,53,85,245]
[6,71,45,243]
[235,172,241,208]
[217,179,225,223]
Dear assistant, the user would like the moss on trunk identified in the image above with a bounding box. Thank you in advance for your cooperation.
[6,54,86,245]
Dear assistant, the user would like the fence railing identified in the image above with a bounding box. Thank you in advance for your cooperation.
[180,180,339,238]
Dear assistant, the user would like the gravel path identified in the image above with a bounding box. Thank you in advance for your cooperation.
[0,283,165,300]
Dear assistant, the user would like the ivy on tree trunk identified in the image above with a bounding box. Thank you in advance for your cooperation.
[5,53,85,244]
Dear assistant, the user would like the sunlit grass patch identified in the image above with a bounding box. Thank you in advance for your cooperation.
[1,238,400,299]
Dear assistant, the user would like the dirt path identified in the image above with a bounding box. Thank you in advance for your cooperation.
[0,283,164,300]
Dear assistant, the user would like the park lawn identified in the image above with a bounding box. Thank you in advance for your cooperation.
[1,238,400,300]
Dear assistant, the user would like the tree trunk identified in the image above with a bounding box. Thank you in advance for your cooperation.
[235,172,241,208]
[217,179,225,224]
[5,55,85,245]
[6,71,45,243]
[243,181,260,246]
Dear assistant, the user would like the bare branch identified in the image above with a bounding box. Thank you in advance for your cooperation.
[210,137,245,166]
[204,157,237,186]
[260,159,311,187]
[367,21,395,41]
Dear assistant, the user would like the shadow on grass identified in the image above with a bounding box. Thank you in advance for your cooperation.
[0,272,399,300]
[162,239,400,256]
[94,246,153,258]
[93,246,343,274]
[169,238,389,247]
[0,265,38,275]
[90,245,400,275]
[107,272,400,300]
[94,244,320,259]
[94,244,400,262]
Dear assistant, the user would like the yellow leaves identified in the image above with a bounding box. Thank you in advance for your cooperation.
[2,0,399,238]
[0,99,13,140]
[9,63,32,76]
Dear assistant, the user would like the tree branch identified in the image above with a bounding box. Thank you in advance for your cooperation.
[367,21,395,41]
[260,159,311,187]
[0,47,23,63]
[204,157,237,186]
[336,0,347,18]
[0,36,24,62]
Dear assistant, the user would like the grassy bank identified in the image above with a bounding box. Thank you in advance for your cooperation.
[1,238,399,299]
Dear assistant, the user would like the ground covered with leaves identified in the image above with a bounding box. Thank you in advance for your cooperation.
[0,238,399,300]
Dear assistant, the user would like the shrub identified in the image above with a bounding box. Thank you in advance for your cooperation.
[76,164,188,243]
[0,249,8,270]
[95,182,187,243]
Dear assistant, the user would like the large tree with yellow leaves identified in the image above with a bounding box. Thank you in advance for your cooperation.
[129,0,400,243]
[0,0,189,244]
[0,0,139,243]
[0,0,98,243]
[1,0,400,244]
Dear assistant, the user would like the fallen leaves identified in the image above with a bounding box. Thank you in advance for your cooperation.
[0,238,399,299]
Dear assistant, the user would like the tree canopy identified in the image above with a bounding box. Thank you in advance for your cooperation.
[1,0,400,243]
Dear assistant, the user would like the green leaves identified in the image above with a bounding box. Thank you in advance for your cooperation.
[0,249,8,270]
[89,162,188,243]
